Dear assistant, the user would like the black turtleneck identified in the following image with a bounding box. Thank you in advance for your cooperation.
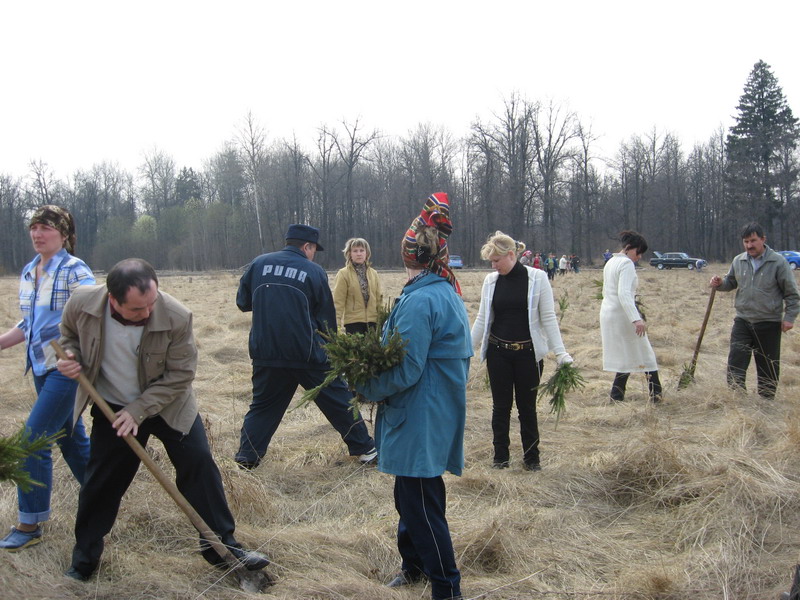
[490,261,529,341]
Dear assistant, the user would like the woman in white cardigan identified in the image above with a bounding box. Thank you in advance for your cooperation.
[471,232,572,471]
[600,230,662,402]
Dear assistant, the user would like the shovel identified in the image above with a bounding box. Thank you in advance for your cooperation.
[50,341,273,593]
[677,288,716,389]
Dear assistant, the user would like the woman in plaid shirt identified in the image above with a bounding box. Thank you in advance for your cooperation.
[0,205,95,551]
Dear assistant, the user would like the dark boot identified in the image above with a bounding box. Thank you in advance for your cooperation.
[647,371,662,403]
[610,372,629,402]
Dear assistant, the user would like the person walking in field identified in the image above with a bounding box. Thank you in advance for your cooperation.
[56,259,269,581]
[471,232,573,471]
[559,254,568,275]
[332,237,383,334]
[710,222,799,399]
[600,231,662,403]
[356,192,469,600]
[234,224,377,469]
[545,253,557,280]
[0,205,93,552]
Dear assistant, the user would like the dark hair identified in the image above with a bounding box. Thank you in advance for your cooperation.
[618,230,648,254]
[739,222,765,239]
[106,258,158,304]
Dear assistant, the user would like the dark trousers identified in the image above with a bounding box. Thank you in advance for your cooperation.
[609,371,662,401]
[727,317,782,398]
[235,366,375,467]
[343,322,377,335]
[71,404,237,576]
[486,344,542,466]
[394,476,461,600]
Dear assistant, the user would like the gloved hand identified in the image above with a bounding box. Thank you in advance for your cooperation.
[556,352,574,366]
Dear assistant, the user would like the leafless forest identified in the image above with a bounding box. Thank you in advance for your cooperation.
[1,60,799,276]
[1,266,800,599]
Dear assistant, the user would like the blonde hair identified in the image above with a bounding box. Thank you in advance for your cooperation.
[480,231,525,260]
[342,237,372,265]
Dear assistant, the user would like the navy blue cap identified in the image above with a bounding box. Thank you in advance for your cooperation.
[285,224,324,251]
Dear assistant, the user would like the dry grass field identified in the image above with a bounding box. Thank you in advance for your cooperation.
[1,265,800,599]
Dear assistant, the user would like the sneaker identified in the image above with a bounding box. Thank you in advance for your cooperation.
[358,448,378,464]
[491,460,510,469]
[386,569,424,587]
[0,526,42,552]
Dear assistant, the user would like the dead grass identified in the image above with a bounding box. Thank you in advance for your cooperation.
[1,265,799,599]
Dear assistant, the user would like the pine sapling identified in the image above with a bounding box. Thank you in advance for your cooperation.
[0,427,63,492]
[537,362,586,429]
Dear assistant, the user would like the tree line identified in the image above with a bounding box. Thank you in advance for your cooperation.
[1,60,797,275]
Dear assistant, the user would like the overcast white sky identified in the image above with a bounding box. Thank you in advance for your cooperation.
[2,0,798,181]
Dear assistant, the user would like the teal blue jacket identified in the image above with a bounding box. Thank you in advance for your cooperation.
[356,273,472,478]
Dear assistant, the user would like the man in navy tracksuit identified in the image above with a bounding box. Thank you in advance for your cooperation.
[234,224,376,468]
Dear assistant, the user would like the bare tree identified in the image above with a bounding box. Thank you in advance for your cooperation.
[237,111,268,252]
[333,117,379,239]
[138,148,176,218]
[531,100,579,249]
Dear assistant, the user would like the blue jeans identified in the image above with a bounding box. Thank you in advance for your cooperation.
[18,370,90,524]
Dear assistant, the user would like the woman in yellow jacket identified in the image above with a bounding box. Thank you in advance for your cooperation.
[333,237,383,334]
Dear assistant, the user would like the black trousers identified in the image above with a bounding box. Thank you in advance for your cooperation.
[343,322,377,335]
[727,317,782,398]
[486,344,543,466]
[610,371,662,401]
[394,476,461,600]
[235,366,375,467]
[71,404,237,576]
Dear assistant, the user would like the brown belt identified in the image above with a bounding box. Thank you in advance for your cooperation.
[489,334,533,351]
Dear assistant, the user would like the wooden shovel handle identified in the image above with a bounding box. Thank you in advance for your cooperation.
[50,341,239,569]
[689,288,716,369]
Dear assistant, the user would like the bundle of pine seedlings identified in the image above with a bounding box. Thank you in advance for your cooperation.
[0,427,63,491]
[537,362,586,428]
[300,307,407,418]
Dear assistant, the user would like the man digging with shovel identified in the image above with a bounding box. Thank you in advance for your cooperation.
[710,222,799,399]
[56,258,269,582]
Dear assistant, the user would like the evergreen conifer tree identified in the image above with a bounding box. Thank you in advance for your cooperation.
[726,60,799,232]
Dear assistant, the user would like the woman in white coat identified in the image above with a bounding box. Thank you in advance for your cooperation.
[600,230,662,402]
[471,231,572,471]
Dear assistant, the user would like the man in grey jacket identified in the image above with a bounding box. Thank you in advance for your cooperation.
[710,223,800,398]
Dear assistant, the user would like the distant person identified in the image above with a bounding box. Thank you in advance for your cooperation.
[332,237,383,334]
[471,232,573,471]
[710,222,799,399]
[356,193,470,600]
[56,259,269,581]
[519,250,532,266]
[532,252,542,270]
[0,206,93,552]
[234,224,377,469]
[695,258,707,272]
[603,249,613,263]
[545,253,557,280]
[601,231,662,403]
[570,254,581,273]
[559,254,568,275]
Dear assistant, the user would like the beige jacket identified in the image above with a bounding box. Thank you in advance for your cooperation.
[59,285,198,434]
[332,264,383,327]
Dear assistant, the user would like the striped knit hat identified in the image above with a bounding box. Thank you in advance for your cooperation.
[402,192,461,295]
